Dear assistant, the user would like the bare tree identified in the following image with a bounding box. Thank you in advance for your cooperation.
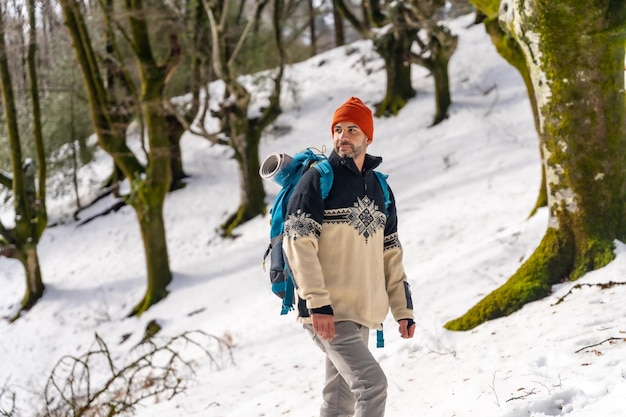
[406,2,458,125]
[191,0,286,236]
[334,0,456,121]
[60,0,181,316]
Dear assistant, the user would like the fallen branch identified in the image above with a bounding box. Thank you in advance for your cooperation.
[574,337,626,354]
[77,200,127,226]
[0,382,17,416]
[506,388,536,402]
[552,281,626,305]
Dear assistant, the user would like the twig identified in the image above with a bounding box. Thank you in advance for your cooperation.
[506,388,536,402]
[488,371,500,407]
[483,83,499,117]
[575,337,625,354]
[552,281,626,305]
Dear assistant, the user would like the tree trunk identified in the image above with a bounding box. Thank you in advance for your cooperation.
[205,0,285,236]
[430,61,450,125]
[420,25,458,126]
[446,0,626,331]
[125,5,178,316]
[61,0,178,317]
[16,246,45,315]
[332,2,345,46]
[166,114,188,188]
[28,0,46,219]
[307,0,317,56]
[219,95,269,236]
[0,0,47,319]
[373,31,416,117]
[363,0,385,27]
[129,202,171,316]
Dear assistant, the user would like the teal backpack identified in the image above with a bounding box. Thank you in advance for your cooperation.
[261,148,390,346]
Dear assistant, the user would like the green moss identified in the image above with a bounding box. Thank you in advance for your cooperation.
[447,1,626,333]
[375,96,407,118]
[468,0,499,19]
[445,228,574,331]
[445,224,620,331]
[570,237,615,280]
[140,319,162,342]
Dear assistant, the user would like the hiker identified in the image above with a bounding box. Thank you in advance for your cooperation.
[283,96,415,417]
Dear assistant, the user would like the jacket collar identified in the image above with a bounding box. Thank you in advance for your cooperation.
[329,150,382,174]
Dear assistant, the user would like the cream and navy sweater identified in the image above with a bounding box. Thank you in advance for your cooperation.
[283,150,414,330]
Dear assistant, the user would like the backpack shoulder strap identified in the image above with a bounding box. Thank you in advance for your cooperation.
[374,171,391,215]
[313,158,334,199]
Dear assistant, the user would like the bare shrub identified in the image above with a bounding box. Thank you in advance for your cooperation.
[40,330,233,417]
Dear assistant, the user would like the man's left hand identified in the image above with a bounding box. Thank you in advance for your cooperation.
[398,319,415,339]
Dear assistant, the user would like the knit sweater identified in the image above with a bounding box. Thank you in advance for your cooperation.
[283,150,414,330]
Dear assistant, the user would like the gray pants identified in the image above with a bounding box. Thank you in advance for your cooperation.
[306,321,387,417]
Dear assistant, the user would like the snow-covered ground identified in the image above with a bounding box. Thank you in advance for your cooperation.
[1,13,625,417]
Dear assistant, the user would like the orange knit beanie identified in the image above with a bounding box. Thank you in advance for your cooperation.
[331,97,374,140]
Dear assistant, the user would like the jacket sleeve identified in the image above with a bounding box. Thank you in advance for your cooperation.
[383,187,414,321]
[282,169,332,310]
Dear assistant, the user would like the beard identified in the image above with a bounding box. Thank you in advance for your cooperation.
[335,141,365,159]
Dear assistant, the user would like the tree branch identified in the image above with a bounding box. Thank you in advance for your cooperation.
[575,337,626,354]
[552,281,626,305]
[164,33,182,85]
[0,171,11,188]
[163,99,228,145]
[228,0,267,70]
[333,0,370,37]
[43,330,234,415]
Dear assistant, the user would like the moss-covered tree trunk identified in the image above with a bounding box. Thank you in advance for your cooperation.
[220,95,268,236]
[446,0,626,331]
[335,0,454,119]
[429,56,450,125]
[335,0,417,117]
[413,24,458,126]
[61,0,180,317]
[129,174,171,315]
[120,1,179,316]
[369,0,416,118]
[0,0,48,320]
[373,31,416,117]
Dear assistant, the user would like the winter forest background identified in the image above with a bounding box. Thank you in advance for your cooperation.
[1,1,626,416]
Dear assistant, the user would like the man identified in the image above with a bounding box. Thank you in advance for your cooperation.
[283,96,415,417]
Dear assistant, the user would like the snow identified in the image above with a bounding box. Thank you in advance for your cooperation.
[1,13,625,417]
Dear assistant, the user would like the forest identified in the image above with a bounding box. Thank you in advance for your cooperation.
[0,1,625,415]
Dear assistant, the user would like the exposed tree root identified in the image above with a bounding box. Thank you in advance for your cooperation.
[552,281,626,306]
[445,229,574,331]
[575,336,626,353]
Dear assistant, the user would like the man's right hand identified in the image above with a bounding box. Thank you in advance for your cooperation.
[311,314,335,341]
